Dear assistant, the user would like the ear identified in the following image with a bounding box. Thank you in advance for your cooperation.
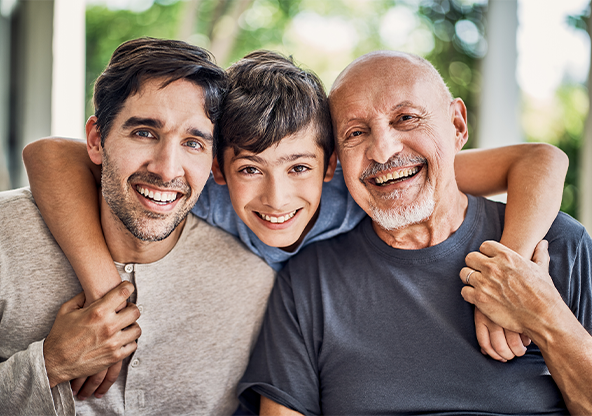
[323,151,338,183]
[86,116,103,165]
[211,157,227,185]
[450,98,468,152]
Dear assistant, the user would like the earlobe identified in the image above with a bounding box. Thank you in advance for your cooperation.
[451,98,469,151]
[323,152,338,182]
[212,157,227,185]
[86,116,103,165]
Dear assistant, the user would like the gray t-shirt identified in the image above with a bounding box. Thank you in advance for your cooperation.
[0,188,275,415]
[238,195,592,415]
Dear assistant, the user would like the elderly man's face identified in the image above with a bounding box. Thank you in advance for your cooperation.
[330,56,467,231]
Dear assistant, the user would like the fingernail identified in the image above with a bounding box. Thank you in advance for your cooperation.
[72,390,78,396]
[95,394,103,399]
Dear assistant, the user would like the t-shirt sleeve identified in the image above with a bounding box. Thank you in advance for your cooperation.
[567,227,592,333]
[0,340,75,415]
[238,269,321,416]
[548,214,592,333]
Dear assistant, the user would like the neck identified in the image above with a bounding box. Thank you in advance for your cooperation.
[100,195,186,264]
[373,184,468,250]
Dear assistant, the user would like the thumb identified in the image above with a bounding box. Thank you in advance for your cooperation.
[532,240,550,271]
[57,291,86,316]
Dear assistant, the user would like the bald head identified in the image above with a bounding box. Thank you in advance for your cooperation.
[330,51,452,106]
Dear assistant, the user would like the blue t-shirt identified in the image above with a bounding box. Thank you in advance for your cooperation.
[238,195,592,415]
[191,164,366,270]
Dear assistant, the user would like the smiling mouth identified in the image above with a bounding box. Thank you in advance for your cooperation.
[136,186,179,205]
[256,209,299,224]
[373,166,420,186]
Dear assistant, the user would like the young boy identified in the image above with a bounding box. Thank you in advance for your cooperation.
[24,50,567,400]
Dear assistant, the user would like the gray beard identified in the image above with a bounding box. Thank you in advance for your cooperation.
[370,194,435,231]
[361,154,434,230]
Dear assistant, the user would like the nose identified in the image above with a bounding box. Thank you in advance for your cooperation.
[261,175,290,210]
[146,139,184,183]
[366,124,404,164]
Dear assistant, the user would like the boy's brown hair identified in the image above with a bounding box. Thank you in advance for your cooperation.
[217,51,333,174]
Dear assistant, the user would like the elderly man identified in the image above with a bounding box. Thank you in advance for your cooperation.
[237,51,592,414]
[0,38,274,415]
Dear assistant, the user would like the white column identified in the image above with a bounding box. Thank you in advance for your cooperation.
[13,0,54,187]
[52,0,86,138]
[0,8,11,190]
[579,10,592,232]
[477,0,522,148]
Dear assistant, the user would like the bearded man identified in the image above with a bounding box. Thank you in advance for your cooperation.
[0,38,274,415]
[237,51,592,415]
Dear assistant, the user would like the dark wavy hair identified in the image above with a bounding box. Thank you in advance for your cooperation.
[217,50,333,174]
[92,37,227,152]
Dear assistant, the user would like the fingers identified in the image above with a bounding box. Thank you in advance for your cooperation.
[76,369,108,400]
[97,281,135,312]
[520,333,532,347]
[474,309,506,362]
[474,309,527,362]
[532,240,550,269]
[57,292,86,316]
[504,328,527,357]
[94,361,123,398]
[71,376,87,397]
[460,267,480,287]
[119,322,142,347]
[115,302,142,332]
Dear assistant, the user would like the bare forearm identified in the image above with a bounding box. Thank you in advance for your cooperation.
[23,138,121,302]
[456,143,568,258]
[528,306,592,414]
[501,144,567,258]
[260,396,303,416]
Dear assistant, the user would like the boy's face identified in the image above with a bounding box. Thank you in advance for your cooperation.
[212,125,336,250]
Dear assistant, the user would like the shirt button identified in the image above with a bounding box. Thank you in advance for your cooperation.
[124,264,134,273]
[131,358,140,368]
[137,305,143,313]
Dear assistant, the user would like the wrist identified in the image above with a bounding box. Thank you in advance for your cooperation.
[43,341,66,388]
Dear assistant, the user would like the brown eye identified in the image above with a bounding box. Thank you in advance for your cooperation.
[240,166,261,175]
[291,165,309,173]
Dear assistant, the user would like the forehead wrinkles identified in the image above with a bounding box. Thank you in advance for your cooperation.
[331,55,449,122]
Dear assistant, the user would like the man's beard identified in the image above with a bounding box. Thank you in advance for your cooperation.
[101,152,193,242]
[361,155,435,231]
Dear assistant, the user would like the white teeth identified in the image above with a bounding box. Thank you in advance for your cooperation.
[259,210,297,224]
[136,186,178,203]
[375,166,419,185]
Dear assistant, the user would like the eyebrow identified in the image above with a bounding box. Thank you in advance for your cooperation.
[339,101,427,130]
[232,152,318,165]
[391,101,426,113]
[121,116,214,144]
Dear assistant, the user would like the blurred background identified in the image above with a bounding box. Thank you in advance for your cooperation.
[0,0,590,231]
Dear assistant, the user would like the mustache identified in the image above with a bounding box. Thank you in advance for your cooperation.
[128,171,191,194]
[359,155,427,182]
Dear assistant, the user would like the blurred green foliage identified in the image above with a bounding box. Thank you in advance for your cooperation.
[86,0,587,218]
[86,0,487,147]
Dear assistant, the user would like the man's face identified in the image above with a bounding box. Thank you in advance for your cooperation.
[88,78,214,241]
[212,125,336,250]
[330,56,465,231]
